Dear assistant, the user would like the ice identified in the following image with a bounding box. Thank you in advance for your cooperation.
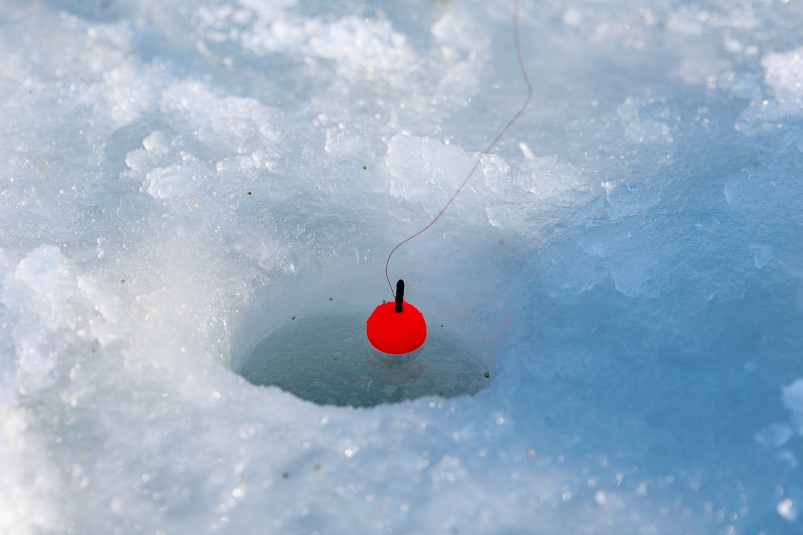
[2,0,803,533]
[777,498,799,522]
[755,423,793,448]
[784,379,803,429]
[386,134,508,204]
[762,47,803,115]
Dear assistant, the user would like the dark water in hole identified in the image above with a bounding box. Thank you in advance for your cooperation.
[239,313,491,407]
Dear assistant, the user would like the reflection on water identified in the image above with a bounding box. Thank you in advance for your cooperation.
[239,313,490,407]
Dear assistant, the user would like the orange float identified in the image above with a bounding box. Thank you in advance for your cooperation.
[366,280,426,355]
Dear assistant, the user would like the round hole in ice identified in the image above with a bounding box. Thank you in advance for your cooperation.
[230,268,500,407]
[237,312,490,407]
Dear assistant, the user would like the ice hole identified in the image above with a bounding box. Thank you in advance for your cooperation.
[231,274,493,407]
[238,313,489,407]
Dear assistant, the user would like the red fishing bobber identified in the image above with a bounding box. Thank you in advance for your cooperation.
[366,280,427,358]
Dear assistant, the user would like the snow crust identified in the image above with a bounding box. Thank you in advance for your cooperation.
[2,0,803,533]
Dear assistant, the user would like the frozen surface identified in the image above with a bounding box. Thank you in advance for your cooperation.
[1,0,803,533]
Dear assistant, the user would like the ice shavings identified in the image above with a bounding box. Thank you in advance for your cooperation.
[755,423,793,447]
[430,8,490,107]
[784,378,803,432]
[385,134,507,205]
[763,47,803,109]
[161,80,278,156]
[0,406,63,535]
[2,246,92,395]
[777,497,799,522]
[238,0,298,19]
[738,46,803,131]
[226,11,418,74]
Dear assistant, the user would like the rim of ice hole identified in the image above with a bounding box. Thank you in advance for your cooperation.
[228,270,496,408]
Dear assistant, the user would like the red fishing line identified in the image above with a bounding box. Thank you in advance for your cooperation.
[384,0,533,296]
[368,0,532,356]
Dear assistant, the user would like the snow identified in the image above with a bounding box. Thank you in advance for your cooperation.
[1,0,803,533]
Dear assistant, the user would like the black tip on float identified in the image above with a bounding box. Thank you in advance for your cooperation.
[395,280,404,313]
[366,279,426,356]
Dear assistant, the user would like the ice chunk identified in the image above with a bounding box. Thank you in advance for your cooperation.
[431,9,489,54]
[0,406,63,535]
[309,17,415,72]
[754,423,793,447]
[430,455,469,490]
[161,80,278,153]
[2,247,71,394]
[762,46,803,109]
[144,158,209,200]
[783,378,803,423]
[430,8,489,106]
[238,14,417,74]
[777,498,799,522]
[738,46,803,129]
[750,243,772,269]
[385,134,508,205]
[238,0,297,18]
[518,142,534,160]
[618,97,670,145]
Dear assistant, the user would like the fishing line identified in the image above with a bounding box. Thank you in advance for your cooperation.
[384,0,533,297]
